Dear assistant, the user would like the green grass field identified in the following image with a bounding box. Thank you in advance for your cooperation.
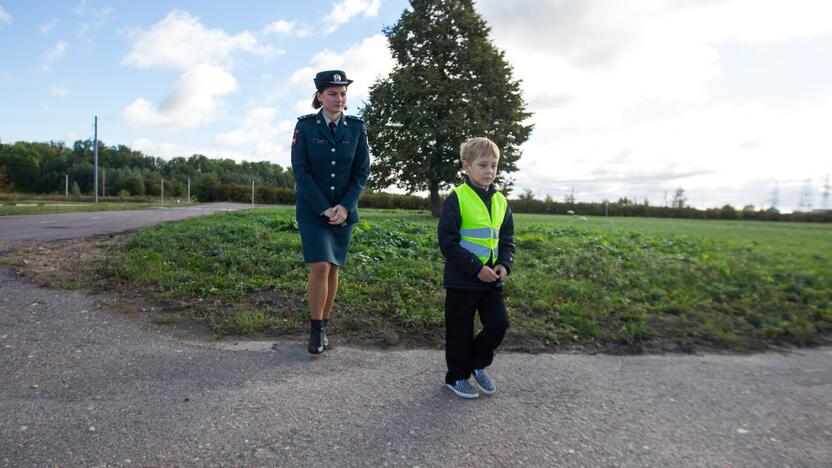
[0,200,175,216]
[103,208,832,352]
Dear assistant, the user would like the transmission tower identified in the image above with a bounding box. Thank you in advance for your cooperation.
[797,178,813,212]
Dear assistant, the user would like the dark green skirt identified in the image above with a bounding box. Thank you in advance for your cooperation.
[299,223,355,266]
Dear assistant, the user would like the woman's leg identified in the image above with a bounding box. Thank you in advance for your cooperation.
[308,262,331,320]
[322,265,340,320]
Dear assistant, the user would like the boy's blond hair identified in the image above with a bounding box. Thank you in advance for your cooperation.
[459,137,500,163]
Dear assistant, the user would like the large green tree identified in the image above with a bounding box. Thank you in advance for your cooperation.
[361,0,532,216]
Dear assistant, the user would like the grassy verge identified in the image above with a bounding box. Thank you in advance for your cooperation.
[0,200,186,216]
[102,208,832,352]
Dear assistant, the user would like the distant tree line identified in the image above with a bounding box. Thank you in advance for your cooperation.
[508,196,832,223]
[2,140,829,222]
[0,140,294,200]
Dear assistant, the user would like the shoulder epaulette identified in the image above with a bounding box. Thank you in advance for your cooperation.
[297,113,316,121]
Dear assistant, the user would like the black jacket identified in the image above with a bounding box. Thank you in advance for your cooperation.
[438,179,515,290]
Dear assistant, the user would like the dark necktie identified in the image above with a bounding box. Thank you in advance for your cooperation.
[329,121,337,135]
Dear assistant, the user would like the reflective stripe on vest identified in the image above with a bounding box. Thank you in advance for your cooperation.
[453,183,507,265]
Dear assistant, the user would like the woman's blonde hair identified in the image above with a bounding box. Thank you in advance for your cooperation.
[460,137,500,163]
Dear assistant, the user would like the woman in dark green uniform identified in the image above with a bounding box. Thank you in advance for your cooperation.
[290,70,370,354]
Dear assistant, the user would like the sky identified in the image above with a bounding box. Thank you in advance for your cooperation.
[1,0,831,212]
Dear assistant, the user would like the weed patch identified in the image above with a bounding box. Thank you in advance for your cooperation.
[88,209,832,352]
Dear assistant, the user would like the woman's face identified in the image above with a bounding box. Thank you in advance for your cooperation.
[317,85,348,115]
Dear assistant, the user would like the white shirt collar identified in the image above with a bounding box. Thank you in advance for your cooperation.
[322,112,342,127]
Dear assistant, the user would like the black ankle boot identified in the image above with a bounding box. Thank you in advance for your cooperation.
[308,319,324,354]
[322,319,330,349]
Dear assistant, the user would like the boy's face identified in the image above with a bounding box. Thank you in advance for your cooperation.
[463,153,499,189]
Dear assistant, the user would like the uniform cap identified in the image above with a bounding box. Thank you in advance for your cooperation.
[314,70,353,89]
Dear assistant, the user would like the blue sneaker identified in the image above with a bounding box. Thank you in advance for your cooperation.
[473,368,496,395]
[446,379,479,399]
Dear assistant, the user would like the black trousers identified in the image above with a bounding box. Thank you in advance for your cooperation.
[445,287,510,384]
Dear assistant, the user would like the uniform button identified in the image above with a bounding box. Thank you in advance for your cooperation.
[331,173,335,178]
[331,148,335,153]
[331,161,336,165]
[330,186,335,190]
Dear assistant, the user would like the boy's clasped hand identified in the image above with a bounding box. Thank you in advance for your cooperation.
[476,264,508,283]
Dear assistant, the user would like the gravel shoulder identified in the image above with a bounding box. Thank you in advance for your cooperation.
[2,264,832,466]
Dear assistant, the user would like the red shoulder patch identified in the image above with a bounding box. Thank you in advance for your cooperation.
[291,130,299,148]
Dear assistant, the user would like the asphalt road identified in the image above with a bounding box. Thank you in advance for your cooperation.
[1,206,831,466]
[0,203,252,254]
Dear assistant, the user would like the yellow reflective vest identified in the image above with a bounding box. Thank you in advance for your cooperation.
[453,183,507,265]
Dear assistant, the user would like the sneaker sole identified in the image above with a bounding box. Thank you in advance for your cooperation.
[446,384,479,399]
[475,381,496,395]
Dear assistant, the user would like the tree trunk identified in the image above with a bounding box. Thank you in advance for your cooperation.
[429,180,440,217]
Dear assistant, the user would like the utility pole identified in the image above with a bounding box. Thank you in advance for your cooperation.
[65,174,68,197]
[93,116,98,204]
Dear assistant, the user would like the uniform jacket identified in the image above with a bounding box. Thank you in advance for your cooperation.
[291,110,371,225]
[438,179,515,290]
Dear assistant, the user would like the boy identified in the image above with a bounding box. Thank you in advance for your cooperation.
[438,137,515,399]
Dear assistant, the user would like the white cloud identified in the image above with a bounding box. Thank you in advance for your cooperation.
[264,19,294,35]
[41,40,69,71]
[251,140,291,162]
[667,0,832,44]
[40,18,59,35]
[214,106,277,145]
[476,0,832,129]
[122,10,279,70]
[470,0,832,210]
[131,133,283,163]
[122,64,238,130]
[76,5,114,38]
[49,84,70,96]
[280,33,394,107]
[132,137,242,160]
[292,98,314,116]
[263,19,311,38]
[213,106,294,164]
[73,0,88,16]
[514,98,832,210]
[0,5,11,25]
[323,0,382,33]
